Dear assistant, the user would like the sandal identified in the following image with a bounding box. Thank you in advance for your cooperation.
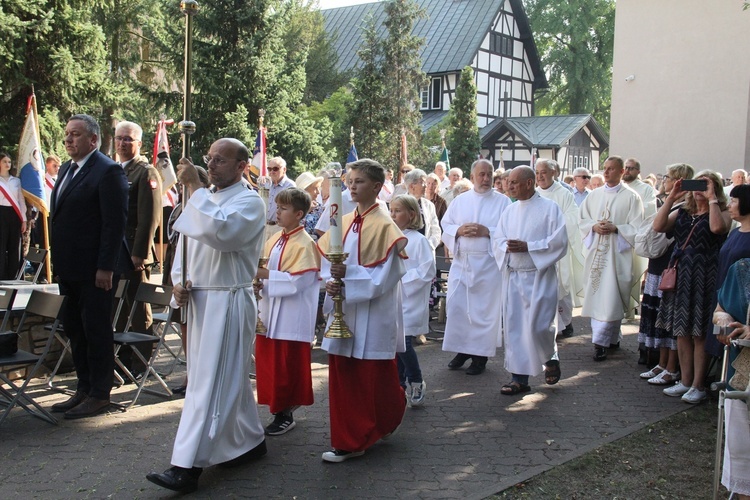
[648,370,680,385]
[545,361,561,385]
[639,364,665,379]
[501,382,531,396]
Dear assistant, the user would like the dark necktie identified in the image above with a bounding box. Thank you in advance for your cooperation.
[58,162,79,196]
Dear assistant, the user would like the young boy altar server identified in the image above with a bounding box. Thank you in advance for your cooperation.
[317,158,408,463]
[255,187,320,435]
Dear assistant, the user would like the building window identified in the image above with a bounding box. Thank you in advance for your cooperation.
[491,33,514,57]
[431,77,442,109]
[420,86,429,110]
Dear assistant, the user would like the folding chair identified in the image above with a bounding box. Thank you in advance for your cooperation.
[0,291,66,426]
[0,288,18,332]
[15,247,48,284]
[151,307,183,376]
[112,283,174,409]
[46,280,129,394]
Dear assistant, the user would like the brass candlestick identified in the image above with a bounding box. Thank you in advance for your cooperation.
[324,252,353,339]
[255,257,268,335]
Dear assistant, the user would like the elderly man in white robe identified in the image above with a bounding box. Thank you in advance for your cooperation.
[535,159,585,339]
[579,155,644,361]
[494,167,568,395]
[442,159,511,375]
[147,138,267,493]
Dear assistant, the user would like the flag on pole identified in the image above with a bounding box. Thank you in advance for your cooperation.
[400,132,408,167]
[17,93,48,215]
[439,145,450,168]
[153,119,177,194]
[530,147,536,168]
[347,143,358,164]
[248,126,267,187]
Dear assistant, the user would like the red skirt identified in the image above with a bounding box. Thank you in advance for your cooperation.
[328,355,406,452]
[255,335,314,414]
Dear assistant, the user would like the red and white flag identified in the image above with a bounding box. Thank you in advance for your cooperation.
[153,119,177,193]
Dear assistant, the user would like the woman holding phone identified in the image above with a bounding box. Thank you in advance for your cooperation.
[653,170,731,403]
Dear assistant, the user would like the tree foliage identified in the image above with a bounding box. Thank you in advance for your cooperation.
[350,0,427,171]
[446,66,480,174]
[526,0,615,130]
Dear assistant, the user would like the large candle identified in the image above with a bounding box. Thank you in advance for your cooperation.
[328,172,344,254]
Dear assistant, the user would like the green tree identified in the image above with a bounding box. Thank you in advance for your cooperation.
[0,0,116,156]
[303,85,356,164]
[526,0,615,130]
[446,66,480,174]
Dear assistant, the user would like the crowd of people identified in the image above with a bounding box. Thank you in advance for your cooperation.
[4,116,750,496]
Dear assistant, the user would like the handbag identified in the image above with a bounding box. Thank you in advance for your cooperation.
[658,219,698,292]
[0,331,18,356]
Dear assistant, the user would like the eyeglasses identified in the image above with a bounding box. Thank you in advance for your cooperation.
[268,166,281,172]
[575,175,591,179]
[114,136,137,143]
[625,166,639,171]
[401,169,411,174]
[203,155,240,166]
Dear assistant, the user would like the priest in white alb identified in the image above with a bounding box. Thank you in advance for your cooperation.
[494,167,568,395]
[579,155,644,361]
[535,159,585,339]
[441,159,511,375]
[147,138,267,494]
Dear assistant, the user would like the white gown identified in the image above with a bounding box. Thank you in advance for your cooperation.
[170,182,265,468]
[441,189,510,357]
[401,229,436,336]
[494,193,568,376]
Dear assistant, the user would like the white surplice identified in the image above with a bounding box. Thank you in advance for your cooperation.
[419,197,442,250]
[537,182,585,307]
[494,193,568,376]
[441,189,511,357]
[579,183,644,323]
[401,229,436,336]
[320,229,407,359]
[259,239,319,343]
[625,178,657,312]
[169,182,265,468]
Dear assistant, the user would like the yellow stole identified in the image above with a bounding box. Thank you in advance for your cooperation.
[317,203,407,267]
[264,225,320,275]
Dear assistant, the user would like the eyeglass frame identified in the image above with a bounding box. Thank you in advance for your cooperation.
[203,155,242,166]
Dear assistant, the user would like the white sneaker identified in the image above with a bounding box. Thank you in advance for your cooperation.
[403,383,412,404]
[681,387,707,404]
[321,449,365,463]
[663,382,690,397]
[410,381,426,406]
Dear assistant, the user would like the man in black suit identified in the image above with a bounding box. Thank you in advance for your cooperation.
[49,114,131,419]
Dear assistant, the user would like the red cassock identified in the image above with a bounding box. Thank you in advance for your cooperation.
[328,355,406,452]
[256,335,314,414]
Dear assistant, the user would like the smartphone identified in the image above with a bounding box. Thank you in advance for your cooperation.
[681,179,707,191]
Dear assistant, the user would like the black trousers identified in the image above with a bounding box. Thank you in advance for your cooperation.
[58,277,119,399]
[0,206,22,280]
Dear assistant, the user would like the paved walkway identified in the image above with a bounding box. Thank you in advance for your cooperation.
[0,312,692,499]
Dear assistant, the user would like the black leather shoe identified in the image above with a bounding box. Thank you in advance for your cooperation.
[218,439,267,468]
[50,391,87,413]
[146,466,202,493]
[466,357,487,375]
[64,397,110,419]
[560,323,574,338]
[448,353,471,370]
[593,346,608,361]
[171,385,187,395]
[637,349,648,365]
[609,342,620,350]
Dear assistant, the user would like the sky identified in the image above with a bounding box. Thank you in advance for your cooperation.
[317,0,379,10]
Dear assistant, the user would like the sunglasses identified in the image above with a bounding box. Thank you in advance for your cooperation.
[576,175,591,179]
[268,167,281,172]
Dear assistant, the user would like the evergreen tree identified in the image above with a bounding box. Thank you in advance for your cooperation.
[0,0,116,156]
[447,66,480,175]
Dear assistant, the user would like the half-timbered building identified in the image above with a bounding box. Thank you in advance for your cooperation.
[322,0,548,131]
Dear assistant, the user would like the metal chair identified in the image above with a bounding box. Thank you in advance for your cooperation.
[151,307,184,375]
[0,288,18,332]
[112,283,175,409]
[0,291,66,426]
[15,247,48,284]
[46,280,129,394]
